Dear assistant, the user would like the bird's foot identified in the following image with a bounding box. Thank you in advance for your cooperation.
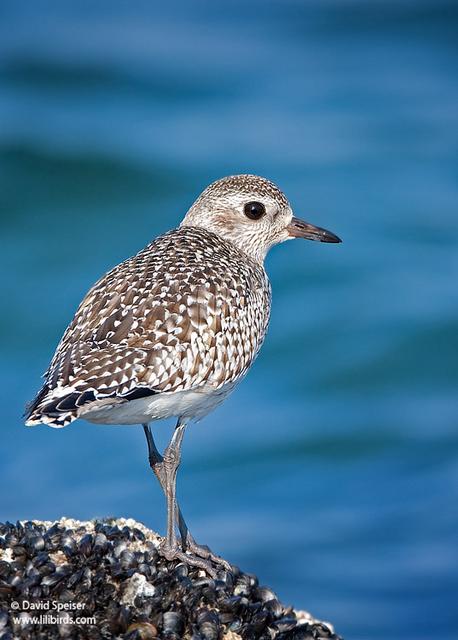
[160,540,218,578]
[183,534,233,572]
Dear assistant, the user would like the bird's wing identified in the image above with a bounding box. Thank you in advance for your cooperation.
[26,229,270,426]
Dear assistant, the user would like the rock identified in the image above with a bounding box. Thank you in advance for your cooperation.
[0,517,342,639]
[121,573,157,606]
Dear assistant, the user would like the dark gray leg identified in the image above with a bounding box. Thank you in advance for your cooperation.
[161,420,186,554]
[143,423,190,546]
[142,422,228,575]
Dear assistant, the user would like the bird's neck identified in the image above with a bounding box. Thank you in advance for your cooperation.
[180,222,268,266]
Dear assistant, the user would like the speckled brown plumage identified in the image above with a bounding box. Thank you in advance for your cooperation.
[26,226,271,427]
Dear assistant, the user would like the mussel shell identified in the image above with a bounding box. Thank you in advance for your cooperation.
[162,610,184,635]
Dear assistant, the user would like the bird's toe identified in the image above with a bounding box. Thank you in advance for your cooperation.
[184,535,233,572]
[159,540,218,577]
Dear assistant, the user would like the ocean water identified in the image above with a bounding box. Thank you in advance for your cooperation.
[1,1,457,638]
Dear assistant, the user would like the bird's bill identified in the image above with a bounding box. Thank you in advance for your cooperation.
[287,216,342,243]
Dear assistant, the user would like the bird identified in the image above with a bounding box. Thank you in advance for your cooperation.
[25,174,341,574]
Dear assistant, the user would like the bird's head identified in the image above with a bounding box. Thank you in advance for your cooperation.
[181,174,341,263]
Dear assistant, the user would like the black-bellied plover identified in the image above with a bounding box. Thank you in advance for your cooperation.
[26,174,341,573]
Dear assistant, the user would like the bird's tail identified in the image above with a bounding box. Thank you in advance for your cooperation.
[25,384,79,428]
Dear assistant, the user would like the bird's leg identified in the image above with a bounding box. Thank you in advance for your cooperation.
[162,420,185,554]
[143,423,191,548]
[143,423,166,488]
[143,422,218,575]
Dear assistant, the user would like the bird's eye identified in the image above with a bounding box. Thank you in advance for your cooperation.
[244,201,266,220]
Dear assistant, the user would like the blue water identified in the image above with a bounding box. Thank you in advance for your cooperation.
[1,1,457,638]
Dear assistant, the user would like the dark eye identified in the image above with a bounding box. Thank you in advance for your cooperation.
[244,201,266,220]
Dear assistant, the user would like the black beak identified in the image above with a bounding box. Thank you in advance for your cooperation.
[287,217,342,243]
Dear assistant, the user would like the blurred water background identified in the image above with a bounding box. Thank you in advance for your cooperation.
[1,1,457,638]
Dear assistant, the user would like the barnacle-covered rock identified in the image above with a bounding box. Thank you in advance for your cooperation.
[0,518,342,639]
